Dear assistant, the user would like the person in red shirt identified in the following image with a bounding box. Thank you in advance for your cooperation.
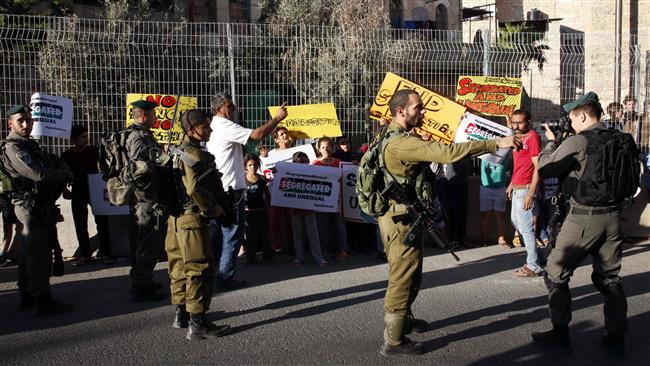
[312,136,348,261]
[506,110,542,277]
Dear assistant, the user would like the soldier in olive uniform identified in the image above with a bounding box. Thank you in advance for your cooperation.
[533,92,629,356]
[376,90,520,356]
[165,109,231,340]
[0,105,74,315]
[126,100,168,301]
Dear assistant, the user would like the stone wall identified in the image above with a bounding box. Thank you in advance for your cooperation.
[462,0,649,119]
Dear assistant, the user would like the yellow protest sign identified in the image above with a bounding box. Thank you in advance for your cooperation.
[369,72,466,144]
[268,103,342,139]
[126,94,198,144]
[455,76,522,117]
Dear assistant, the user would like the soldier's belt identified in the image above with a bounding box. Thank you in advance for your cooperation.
[570,206,619,215]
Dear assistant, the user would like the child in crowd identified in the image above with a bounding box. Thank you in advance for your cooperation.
[332,135,360,163]
[258,145,270,158]
[268,126,294,253]
[312,136,349,261]
[62,125,113,265]
[289,152,327,267]
[243,153,273,264]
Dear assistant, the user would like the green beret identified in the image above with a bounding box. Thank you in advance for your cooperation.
[6,104,31,117]
[562,92,601,112]
[130,100,158,111]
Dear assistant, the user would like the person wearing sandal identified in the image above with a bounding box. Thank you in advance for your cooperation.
[506,110,543,277]
[532,92,630,356]
[479,154,512,248]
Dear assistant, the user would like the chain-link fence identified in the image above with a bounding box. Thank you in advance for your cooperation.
[0,15,648,155]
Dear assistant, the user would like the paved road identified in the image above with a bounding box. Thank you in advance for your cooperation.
[1,240,648,365]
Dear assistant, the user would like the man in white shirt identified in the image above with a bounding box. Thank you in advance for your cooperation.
[206,93,287,289]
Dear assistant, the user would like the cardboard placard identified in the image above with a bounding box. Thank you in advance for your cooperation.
[454,112,512,163]
[126,94,197,144]
[369,72,466,144]
[341,163,376,223]
[260,144,317,180]
[456,76,522,117]
[270,162,341,213]
[29,93,73,139]
[268,103,342,139]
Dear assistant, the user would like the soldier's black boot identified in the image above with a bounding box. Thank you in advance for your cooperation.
[380,337,423,356]
[380,313,423,357]
[531,325,572,353]
[130,281,163,294]
[405,312,429,334]
[186,314,231,340]
[17,293,34,311]
[132,285,165,302]
[602,333,625,359]
[36,296,74,316]
[173,305,190,329]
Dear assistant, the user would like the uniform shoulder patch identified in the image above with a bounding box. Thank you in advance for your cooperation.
[16,151,32,165]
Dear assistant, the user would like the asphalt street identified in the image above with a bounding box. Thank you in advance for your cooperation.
[1,240,648,365]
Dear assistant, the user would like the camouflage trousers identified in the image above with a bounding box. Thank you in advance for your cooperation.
[165,212,215,315]
[14,204,55,300]
[378,207,423,345]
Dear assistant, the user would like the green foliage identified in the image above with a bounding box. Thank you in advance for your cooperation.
[498,22,549,71]
[257,0,394,124]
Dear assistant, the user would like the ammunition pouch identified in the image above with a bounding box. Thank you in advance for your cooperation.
[107,176,134,206]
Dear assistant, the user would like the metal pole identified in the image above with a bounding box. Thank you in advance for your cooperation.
[633,43,641,107]
[614,0,622,103]
[226,23,237,104]
[483,29,491,76]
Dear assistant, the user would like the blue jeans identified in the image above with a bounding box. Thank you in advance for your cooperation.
[511,188,541,273]
[217,189,245,283]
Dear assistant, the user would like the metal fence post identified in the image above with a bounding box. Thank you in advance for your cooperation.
[226,23,237,103]
[483,29,491,76]
[633,43,641,109]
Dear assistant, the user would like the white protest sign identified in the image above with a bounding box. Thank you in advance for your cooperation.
[260,144,317,180]
[270,162,341,212]
[88,174,130,216]
[341,163,376,223]
[454,112,512,163]
[29,93,73,139]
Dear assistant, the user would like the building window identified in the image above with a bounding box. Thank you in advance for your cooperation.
[389,0,403,28]
[435,4,448,30]
[230,0,250,23]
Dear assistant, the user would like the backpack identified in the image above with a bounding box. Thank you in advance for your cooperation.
[356,126,403,217]
[572,129,641,206]
[100,129,135,206]
[0,140,16,195]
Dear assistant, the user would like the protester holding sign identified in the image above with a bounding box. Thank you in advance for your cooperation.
[268,126,294,253]
[270,126,294,153]
[312,137,348,261]
[62,125,113,266]
[289,152,328,267]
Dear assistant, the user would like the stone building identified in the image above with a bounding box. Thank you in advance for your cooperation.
[461,0,649,119]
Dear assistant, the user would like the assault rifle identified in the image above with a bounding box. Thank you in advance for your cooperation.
[383,181,460,262]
